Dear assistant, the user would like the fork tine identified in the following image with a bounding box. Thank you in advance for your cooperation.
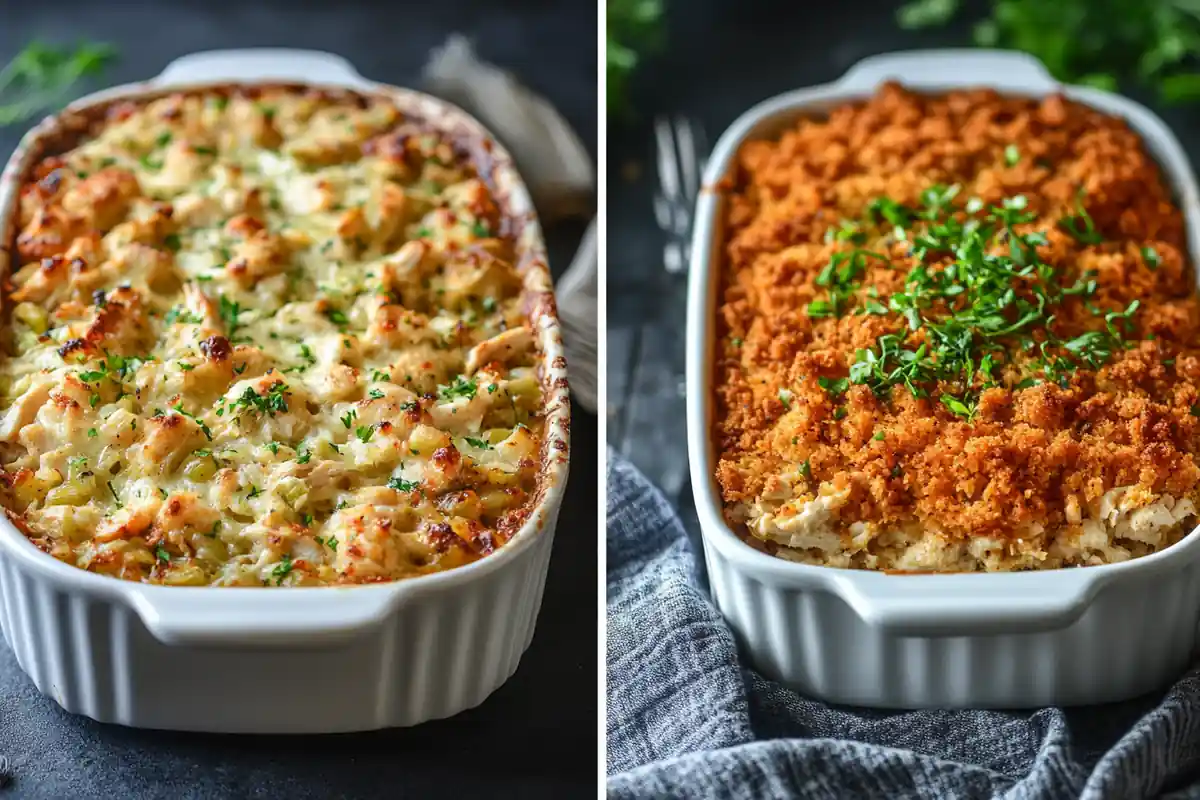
[693,120,711,172]
[675,117,700,201]
[655,116,682,201]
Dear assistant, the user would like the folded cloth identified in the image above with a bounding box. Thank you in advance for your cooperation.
[421,36,598,413]
[606,449,1200,799]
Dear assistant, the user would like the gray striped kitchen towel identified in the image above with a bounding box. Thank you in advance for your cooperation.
[605,448,1200,799]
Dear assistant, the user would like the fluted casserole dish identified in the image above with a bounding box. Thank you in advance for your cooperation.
[0,49,569,731]
[686,50,1200,708]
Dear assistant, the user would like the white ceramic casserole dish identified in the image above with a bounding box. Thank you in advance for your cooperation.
[0,49,570,732]
[686,49,1200,709]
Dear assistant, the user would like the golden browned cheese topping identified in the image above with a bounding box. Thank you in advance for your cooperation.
[713,83,1200,570]
[0,87,545,586]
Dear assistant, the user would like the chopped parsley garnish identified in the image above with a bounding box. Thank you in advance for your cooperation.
[368,389,384,400]
[340,410,356,429]
[271,554,293,585]
[481,296,497,313]
[163,233,182,252]
[355,425,375,443]
[172,402,213,440]
[77,352,151,386]
[163,305,203,325]
[777,388,793,409]
[1004,144,1020,166]
[415,226,432,238]
[472,220,490,237]
[246,486,262,499]
[193,145,216,156]
[874,431,886,441]
[438,375,477,402]
[1142,246,1161,270]
[87,428,97,438]
[818,376,849,396]
[823,185,1140,416]
[464,436,492,449]
[218,295,244,338]
[266,441,279,455]
[806,245,889,318]
[371,369,391,382]
[941,394,976,420]
[230,382,289,416]
[488,383,499,394]
[799,460,812,479]
[155,131,172,148]
[296,448,312,464]
[387,476,418,492]
[325,308,349,326]
[155,545,170,562]
[1059,192,1104,244]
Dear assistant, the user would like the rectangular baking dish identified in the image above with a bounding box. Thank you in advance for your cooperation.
[686,49,1200,708]
[0,48,570,732]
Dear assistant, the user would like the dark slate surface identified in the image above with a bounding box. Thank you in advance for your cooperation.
[607,0,1200,519]
[0,2,598,798]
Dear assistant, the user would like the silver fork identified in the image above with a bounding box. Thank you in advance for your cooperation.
[653,116,708,274]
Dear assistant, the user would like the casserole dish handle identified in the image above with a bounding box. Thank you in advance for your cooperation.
[156,48,373,90]
[128,586,406,647]
[836,49,1059,93]
[831,570,1101,636]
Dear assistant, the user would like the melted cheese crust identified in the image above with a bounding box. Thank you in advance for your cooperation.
[0,87,544,586]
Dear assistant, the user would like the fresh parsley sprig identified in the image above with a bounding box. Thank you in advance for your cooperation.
[0,41,117,126]
[896,0,1200,105]
[607,0,665,115]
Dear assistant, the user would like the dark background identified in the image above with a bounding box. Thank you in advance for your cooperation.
[0,2,598,798]
[607,0,1200,532]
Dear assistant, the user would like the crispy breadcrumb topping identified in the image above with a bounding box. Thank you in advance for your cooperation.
[714,83,1200,554]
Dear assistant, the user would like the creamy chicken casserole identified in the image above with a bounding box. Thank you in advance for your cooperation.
[0,86,548,586]
[714,84,1200,572]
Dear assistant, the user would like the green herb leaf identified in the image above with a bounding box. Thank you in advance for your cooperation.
[940,394,975,420]
[271,554,293,585]
[438,375,477,402]
[818,376,849,396]
[1142,245,1161,270]
[896,0,958,29]
[387,476,418,492]
[0,41,118,126]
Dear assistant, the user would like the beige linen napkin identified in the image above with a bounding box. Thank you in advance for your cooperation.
[422,36,598,412]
